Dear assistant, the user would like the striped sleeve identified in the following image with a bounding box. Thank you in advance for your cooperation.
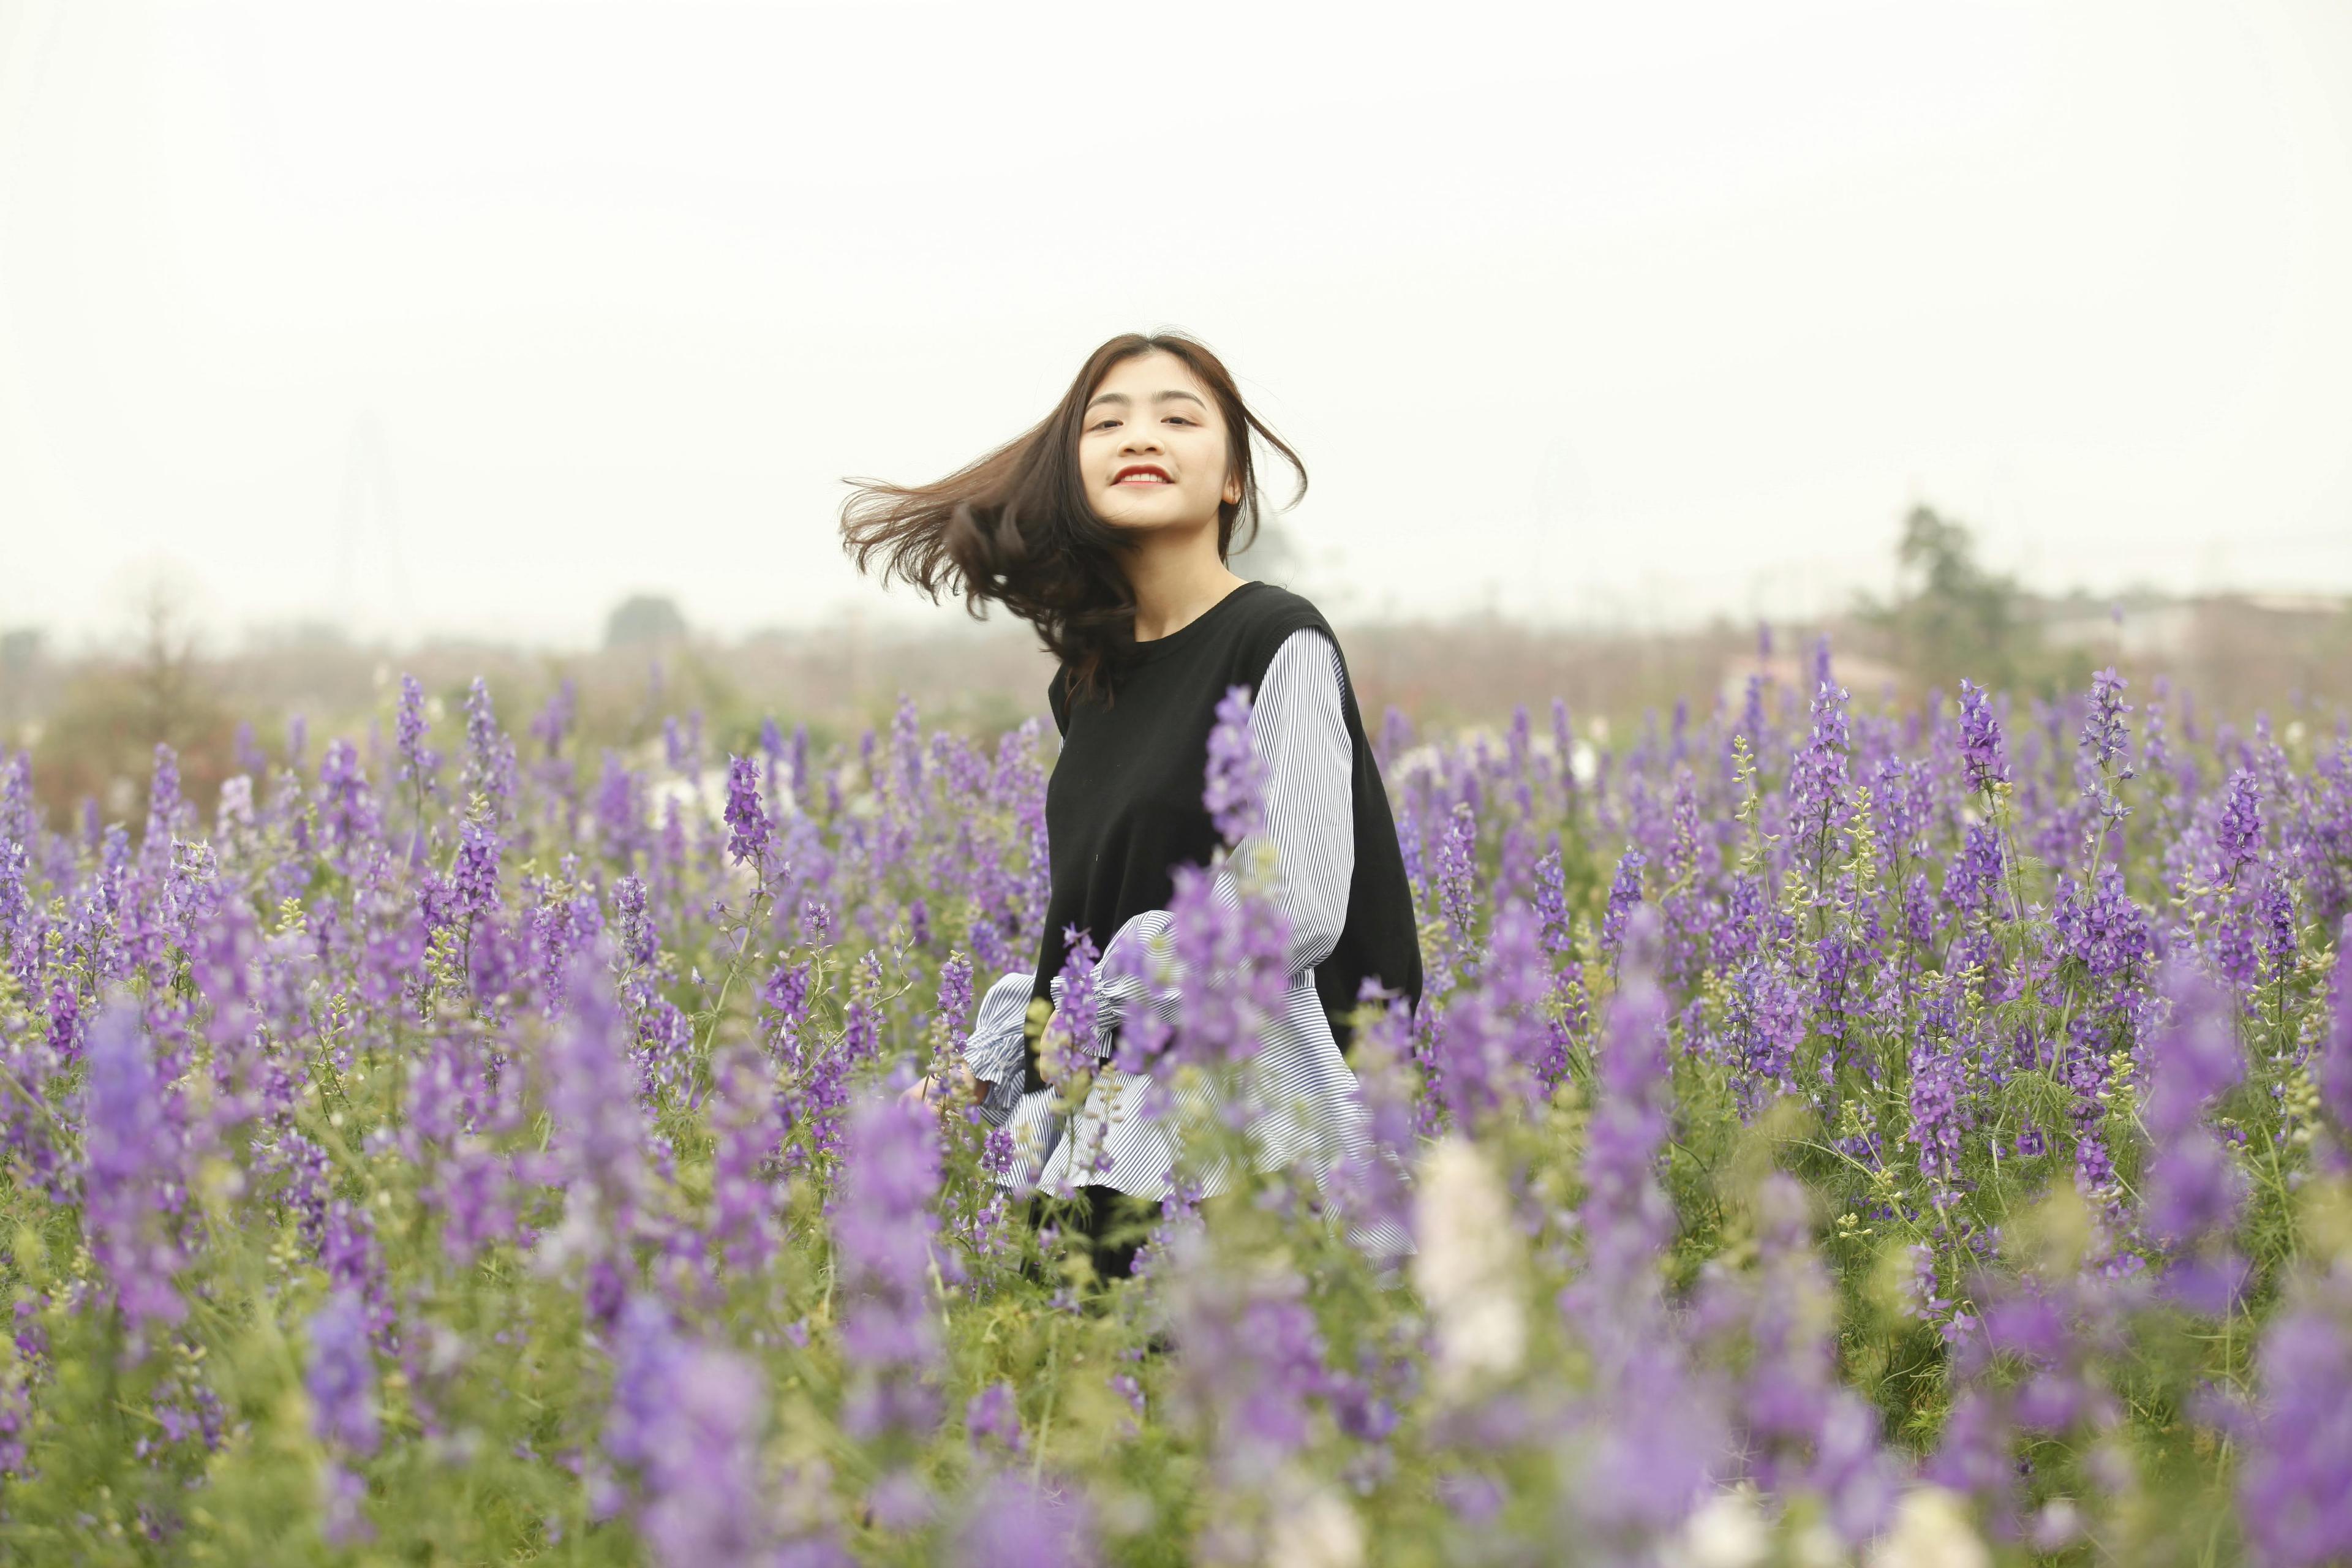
[962,969,1038,1123]
[1238,625,1354,978]
[1083,627,1355,1054]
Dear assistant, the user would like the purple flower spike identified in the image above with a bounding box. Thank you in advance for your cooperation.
[603,1294,813,1567]
[1957,679,2010,793]
[832,1078,945,1451]
[78,991,187,1341]
[306,1285,380,1457]
[2320,921,2352,1145]
[2141,954,2251,1310]
[2236,1268,2352,1567]
[1600,847,1646,960]
[1203,684,1267,847]
[723,753,774,875]
[955,1471,1098,1568]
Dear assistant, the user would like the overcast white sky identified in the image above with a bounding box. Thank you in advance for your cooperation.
[3,0,2348,654]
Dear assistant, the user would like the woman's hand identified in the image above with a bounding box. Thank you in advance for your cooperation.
[897,1062,991,1118]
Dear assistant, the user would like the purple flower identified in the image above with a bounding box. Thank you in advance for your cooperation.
[2321,921,2352,1144]
[1788,682,1854,874]
[1437,802,1479,956]
[832,1076,944,1452]
[1945,823,2005,919]
[1203,684,1267,846]
[1722,951,1806,1119]
[1046,925,1103,1077]
[2077,667,2136,837]
[931,952,974,1058]
[1434,899,1551,1128]
[954,1473,1097,1568]
[78,991,187,1341]
[1958,679,2010,794]
[706,1041,782,1276]
[1325,1000,1421,1264]
[2218,769,2264,884]
[451,803,502,924]
[2080,668,2133,773]
[965,1383,1024,1456]
[537,944,652,1324]
[603,1294,806,1567]
[1567,908,1679,1330]
[723,753,774,875]
[2140,954,2250,1311]
[1599,846,1646,960]
[393,673,442,790]
[1907,989,1970,1193]
[2258,870,2299,990]
[142,742,185,865]
[1531,841,1573,957]
[1118,861,1293,1076]
[2236,1267,2352,1567]
[1702,1174,1900,1543]
[305,1285,380,1457]
[317,739,383,875]
[1160,1227,1332,1557]
[462,677,520,811]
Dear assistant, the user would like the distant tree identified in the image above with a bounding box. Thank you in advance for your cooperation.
[605,594,689,650]
[32,576,237,833]
[1861,504,2036,693]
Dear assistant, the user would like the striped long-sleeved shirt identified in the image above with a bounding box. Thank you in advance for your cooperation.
[962,627,1409,1254]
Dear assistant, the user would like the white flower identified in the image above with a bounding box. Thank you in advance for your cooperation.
[1262,1481,1364,1568]
[1411,1136,1526,1400]
[1657,1484,1771,1568]
[1865,1486,1989,1568]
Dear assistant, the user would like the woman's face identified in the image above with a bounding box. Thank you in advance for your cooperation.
[1079,350,1243,534]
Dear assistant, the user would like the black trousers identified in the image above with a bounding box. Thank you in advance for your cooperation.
[1028,1184,1164,1282]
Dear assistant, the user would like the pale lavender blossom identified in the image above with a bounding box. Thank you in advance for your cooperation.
[2236,1267,2352,1567]
[78,991,187,1343]
[954,1473,1097,1568]
[2141,954,2251,1313]
[832,1075,944,1456]
[1203,684,1266,846]
[1599,846,1646,962]
[393,673,443,792]
[603,1294,818,1566]
[538,943,652,1327]
[305,1285,380,1457]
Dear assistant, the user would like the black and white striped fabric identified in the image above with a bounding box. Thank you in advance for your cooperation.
[962,627,1405,1251]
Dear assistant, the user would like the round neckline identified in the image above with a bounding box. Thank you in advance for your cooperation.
[1125,579,1265,664]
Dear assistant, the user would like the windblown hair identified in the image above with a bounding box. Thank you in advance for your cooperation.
[836,331,1306,701]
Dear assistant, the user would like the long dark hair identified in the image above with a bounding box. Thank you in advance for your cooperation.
[836,331,1307,700]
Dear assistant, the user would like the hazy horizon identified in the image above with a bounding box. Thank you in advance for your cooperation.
[4,0,2348,657]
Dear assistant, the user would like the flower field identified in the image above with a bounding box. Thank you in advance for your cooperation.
[1,649,2350,1566]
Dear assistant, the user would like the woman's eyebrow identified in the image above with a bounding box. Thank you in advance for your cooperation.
[1084,389,1209,412]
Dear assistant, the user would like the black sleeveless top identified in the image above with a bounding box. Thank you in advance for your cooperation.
[1020,580,1423,1090]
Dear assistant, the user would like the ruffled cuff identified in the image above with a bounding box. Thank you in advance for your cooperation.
[963,971,1036,1125]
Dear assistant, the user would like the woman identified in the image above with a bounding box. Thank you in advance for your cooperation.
[837,331,1422,1277]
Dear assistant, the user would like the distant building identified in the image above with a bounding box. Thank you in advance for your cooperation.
[2037,592,2348,661]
